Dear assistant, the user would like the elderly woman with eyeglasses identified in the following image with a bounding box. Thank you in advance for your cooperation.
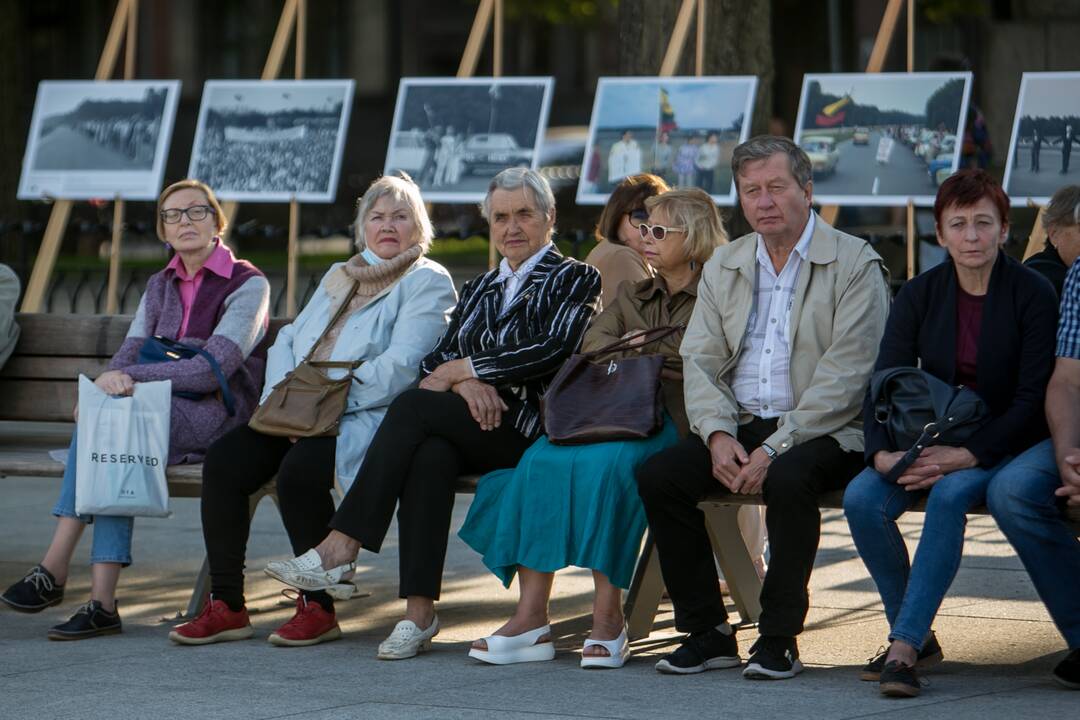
[263,168,601,660]
[459,187,727,668]
[1,179,270,641]
[584,173,669,309]
[170,174,457,648]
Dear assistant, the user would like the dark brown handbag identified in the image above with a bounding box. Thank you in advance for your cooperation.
[542,325,685,445]
[249,281,363,438]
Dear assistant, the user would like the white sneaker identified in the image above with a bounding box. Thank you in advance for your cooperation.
[264,549,355,591]
[377,616,439,660]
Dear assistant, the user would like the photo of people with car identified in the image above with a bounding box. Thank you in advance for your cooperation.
[383,77,554,203]
[1004,72,1080,203]
[794,72,971,206]
[576,76,757,206]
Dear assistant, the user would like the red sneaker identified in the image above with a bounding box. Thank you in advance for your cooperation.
[268,592,342,647]
[169,596,253,645]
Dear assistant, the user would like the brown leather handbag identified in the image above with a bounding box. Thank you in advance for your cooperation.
[249,282,362,438]
[542,325,685,445]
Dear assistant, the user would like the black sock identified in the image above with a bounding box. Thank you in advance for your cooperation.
[303,590,334,613]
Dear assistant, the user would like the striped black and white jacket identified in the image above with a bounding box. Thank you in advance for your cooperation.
[420,245,601,438]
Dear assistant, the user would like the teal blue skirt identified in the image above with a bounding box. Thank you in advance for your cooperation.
[458,417,679,590]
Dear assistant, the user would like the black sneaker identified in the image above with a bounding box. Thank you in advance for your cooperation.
[880,659,921,697]
[743,636,803,679]
[1053,648,1080,690]
[1,565,64,613]
[654,627,741,674]
[47,600,122,641]
[860,632,944,681]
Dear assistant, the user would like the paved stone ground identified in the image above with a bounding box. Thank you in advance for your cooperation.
[0,472,1075,720]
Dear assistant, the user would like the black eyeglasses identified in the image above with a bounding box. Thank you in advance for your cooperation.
[638,222,687,241]
[160,205,215,224]
[627,209,649,228]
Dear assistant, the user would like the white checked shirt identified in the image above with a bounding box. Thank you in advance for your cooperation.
[497,243,553,313]
[730,213,815,418]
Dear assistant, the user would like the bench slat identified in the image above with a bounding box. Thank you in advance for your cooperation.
[13,314,132,356]
[0,356,110,381]
[0,380,78,422]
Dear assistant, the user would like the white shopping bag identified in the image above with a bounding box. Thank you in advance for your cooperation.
[75,374,172,517]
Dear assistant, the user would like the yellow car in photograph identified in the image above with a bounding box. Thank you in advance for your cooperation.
[803,136,839,176]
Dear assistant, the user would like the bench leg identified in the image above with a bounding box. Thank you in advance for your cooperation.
[703,505,762,625]
[624,531,666,641]
[182,481,279,619]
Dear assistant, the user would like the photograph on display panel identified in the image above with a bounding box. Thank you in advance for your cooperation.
[17,80,181,201]
[1003,72,1080,203]
[383,77,555,203]
[188,80,355,203]
[576,77,758,206]
[793,72,972,206]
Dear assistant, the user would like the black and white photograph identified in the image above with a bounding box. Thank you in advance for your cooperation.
[383,77,554,203]
[17,80,180,200]
[1003,72,1080,203]
[577,77,758,206]
[188,80,355,203]
[794,72,971,206]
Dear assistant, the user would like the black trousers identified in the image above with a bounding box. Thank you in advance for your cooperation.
[201,424,336,608]
[636,417,863,638]
[330,388,532,600]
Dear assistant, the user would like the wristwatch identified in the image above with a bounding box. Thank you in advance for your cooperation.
[761,443,779,460]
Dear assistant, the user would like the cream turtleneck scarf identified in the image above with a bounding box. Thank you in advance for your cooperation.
[311,243,424,361]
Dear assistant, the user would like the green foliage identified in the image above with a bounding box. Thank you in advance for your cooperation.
[499,0,616,25]
[924,78,966,134]
[920,0,989,25]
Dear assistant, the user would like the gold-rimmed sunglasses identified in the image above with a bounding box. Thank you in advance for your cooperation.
[638,222,687,241]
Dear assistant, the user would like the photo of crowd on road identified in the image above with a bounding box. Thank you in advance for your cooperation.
[18,80,180,200]
[577,77,758,205]
[794,72,971,206]
[188,80,355,203]
[383,77,554,203]
[1003,72,1080,203]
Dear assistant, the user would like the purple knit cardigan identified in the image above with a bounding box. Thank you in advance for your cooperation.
[107,257,270,464]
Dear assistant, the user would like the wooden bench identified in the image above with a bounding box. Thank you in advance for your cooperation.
[623,488,1080,641]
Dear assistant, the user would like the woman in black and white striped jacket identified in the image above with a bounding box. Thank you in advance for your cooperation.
[265,167,601,659]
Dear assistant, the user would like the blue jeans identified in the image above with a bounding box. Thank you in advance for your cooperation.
[987,439,1080,648]
[52,431,134,566]
[843,456,1010,650]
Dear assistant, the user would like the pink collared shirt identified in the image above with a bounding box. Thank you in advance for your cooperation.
[166,240,236,338]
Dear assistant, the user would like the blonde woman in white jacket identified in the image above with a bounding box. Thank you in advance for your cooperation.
[172,174,456,648]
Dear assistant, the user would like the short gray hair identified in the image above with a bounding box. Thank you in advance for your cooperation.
[354,173,434,252]
[480,167,556,222]
[731,135,813,190]
[1045,185,1080,231]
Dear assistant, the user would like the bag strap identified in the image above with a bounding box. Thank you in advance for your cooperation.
[152,336,236,417]
[881,396,974,483]
[300,280,361,364]
[581,324,686,360]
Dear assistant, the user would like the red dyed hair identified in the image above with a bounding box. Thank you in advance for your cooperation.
[933,169,1010,228]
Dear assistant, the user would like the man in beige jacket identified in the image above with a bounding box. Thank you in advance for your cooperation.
[637,135,889,680]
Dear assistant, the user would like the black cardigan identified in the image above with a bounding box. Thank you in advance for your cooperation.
[863,252,1059,467]
[420,245,601,439]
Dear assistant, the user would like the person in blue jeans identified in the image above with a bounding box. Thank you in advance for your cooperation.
[843,170,1059,697]
[986,256,1080,691]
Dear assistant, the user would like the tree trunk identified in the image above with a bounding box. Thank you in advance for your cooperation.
[617,0,773,135]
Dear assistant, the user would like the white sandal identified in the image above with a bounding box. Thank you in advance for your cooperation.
[265,549,355,591]
[580,628,630,669]
[468,624,555,665]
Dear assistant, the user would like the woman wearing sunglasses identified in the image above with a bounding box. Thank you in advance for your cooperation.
[1,179,270,640]
[459,187,726,668]
[584,173,669,309]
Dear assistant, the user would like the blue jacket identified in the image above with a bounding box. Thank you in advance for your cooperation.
[263,256,457,486]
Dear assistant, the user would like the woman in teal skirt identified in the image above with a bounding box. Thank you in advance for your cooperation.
[460,188,727,668]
